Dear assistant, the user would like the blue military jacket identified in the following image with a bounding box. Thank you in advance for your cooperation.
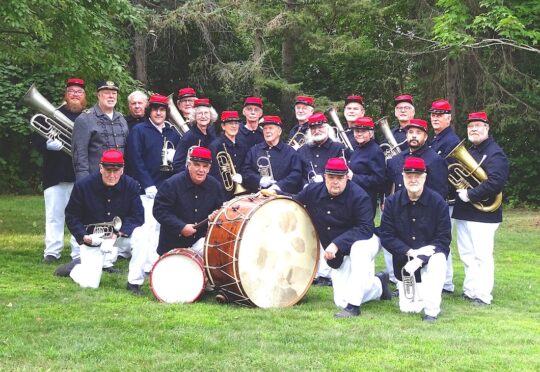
[287,122,309,143]
[379,187,451,281]
[452,137,509,223]
[297,139,346,185]
[294,181,374,255]
[237,123,264,150]
[209,135,248,198]
[31,106,78,190]
[153,171,225,255]
[65,173,144,245]
[348,139,386,213]
[242,141,302,193]
[428,126,461,158]
[126,119,181,190]
[386,144,449,199]
[172,124,216,172]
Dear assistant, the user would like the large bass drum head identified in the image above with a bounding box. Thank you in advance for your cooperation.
[237,198,318,308]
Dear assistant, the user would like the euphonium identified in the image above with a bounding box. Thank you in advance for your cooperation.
[160,138,175,172]
[288,129,306,150]
[216,143,248,195]
[325,106,353,151]
[86,216,122,239]
[377,117,406,161]
[256,151,274,180]
[21,84,74,156]
[446,139,503,212]
[167,93,190,136]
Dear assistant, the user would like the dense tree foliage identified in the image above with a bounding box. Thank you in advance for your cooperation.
[1,0,538,205]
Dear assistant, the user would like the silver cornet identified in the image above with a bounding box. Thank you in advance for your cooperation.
[85,216,122,239]
[160,138,175,172]
[257,151,274,180]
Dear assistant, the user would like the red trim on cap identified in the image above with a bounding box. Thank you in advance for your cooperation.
[395,94,414,105]
[429,99,452,113]
[149,94,168,106]
[189,146,212,163]
[307,112,328,126]
[295,96,315,107]
[100,149,124,166]
[403,157,427,173]
[244,97,263,108]
[325,157,348,175]
[405,118,428,132]
[345,95,364,105]
[221,111,240,122]
[261,115,282,126]
[468,111,489,124]
[194,98,211,107]
[352,117,374,129]
[66,78,85,88]
[178,88,197,99]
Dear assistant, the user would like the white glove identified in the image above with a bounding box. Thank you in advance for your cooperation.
[347,169,353,180]
[260,176,275,188]
[231,173,243,184]
[145,186,158,199]
[458,189,470,202]
[268,183,281,192]
[408,245,435,258]
[46,138,63,151]
[312,174,323,183]
[89,233,104,247]
[403,257,423,275]
[166,148,176,163]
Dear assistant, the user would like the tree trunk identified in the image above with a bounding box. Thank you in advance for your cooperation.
[253,27,263,96]
[446,55,458,129]
[133,0,147,84]
[280,0,296,126]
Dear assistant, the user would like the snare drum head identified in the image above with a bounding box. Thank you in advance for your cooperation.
[150,249,205,304]
[238,198,318,308]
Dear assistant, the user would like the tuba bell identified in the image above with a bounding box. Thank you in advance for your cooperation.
[325,106,354,151]
[377,117,406,162]
[167,93,191,136]
[85,216,122,239]
[21,84,74,156]
[216,144,248,195]
[446,139,502,212]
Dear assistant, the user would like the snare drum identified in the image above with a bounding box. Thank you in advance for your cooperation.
[150,248,206,303]
[205,195,319,308]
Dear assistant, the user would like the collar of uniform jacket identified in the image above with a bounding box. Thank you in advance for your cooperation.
[432,125,454,140]
[470,135,494,152]
[90,173,125,194]
[409,143,428,157]
[263,140,285,151]
[182,171,213,191]
[398,187,430,207]
[94,104,122,121]
[310,137,334,150]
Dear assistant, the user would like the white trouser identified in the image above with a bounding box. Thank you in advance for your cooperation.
[191,237,205,257]
[44,182,79,259]
[128,196,160,285]
[316,245,332,278]
[382,248,397,283]
[331,235,382,308]
[398,252,447,317]
[444,205,455,292]
[69,233,134,288]
[455,219,500,304]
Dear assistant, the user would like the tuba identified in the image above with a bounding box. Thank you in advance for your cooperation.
[257,151,274,181]
[216,144,248,195]
[86,216,122,239]
[167,94,190,136]
[377,117,406,161]
[160,138,175,172]
[21,84,74,156]
[288,129,306,150]
[325,106,354,151]
[446,139,503,212]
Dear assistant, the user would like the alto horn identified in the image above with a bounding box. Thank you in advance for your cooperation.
[446,140,502,212]
[21,84,74,156]
[85,216,122,239]
[167,93,191,136]
[216,144,248,195]
[377,117,406,161]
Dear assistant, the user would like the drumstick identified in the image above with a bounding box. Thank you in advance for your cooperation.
[193,218,209,229]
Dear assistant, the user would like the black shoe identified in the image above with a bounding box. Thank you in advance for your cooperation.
[43,255,59,264]
[442,289,454,294]
[422,315,437,322]
[335,306,360,318]
[376,271,391,300]
[314,277,333,287]
[392,288,399,298]
[54,258,81,277]
[103,266,120,274]
[126,283,142,296]
[472,298,489,306]
[461,293,475,301]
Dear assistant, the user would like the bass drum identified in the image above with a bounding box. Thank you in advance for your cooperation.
[150,248,206,303]
[205,195,319,308]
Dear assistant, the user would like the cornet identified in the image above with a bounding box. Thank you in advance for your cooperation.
[160,138,175,172]
[216,143,248,195]
[85,216,122,239]
[257,151,274,181]
[288,129,306,150]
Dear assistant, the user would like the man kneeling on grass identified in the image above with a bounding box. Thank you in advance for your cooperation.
[379,157,451,322]
[55,150,144,289]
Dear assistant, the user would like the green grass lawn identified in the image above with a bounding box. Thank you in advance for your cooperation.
[0,196,539,370]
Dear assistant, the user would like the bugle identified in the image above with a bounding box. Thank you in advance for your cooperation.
[257,151,274,181]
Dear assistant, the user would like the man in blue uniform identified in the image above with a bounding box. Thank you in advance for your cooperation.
[31,77,87,263]
[270,157,391,318]
[297,112,347,187]
[452,112,509,306]
[287,96,314,147]
[427,99,461,294]
[176,87,198,122]
[61,150,144,288]
[347,117,386,218]
[153,146,225,256]
[242,116,303,194]
[238,96,264,149]
[379,157,451,322]
[71,80,129,180]
[172,98,217,172]
[209,111,248,200]
[125,94,182,294]
[380,94,414,154]
[342,95,365,145]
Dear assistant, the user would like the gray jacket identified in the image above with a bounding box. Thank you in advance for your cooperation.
[71,104,128,180]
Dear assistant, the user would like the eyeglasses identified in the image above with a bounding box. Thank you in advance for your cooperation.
[467,123,487,129]
[196,112,211,117]
[396,106,413,111]
[67,89,85,96]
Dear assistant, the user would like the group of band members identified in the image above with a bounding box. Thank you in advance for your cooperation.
[32,77,508,319]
